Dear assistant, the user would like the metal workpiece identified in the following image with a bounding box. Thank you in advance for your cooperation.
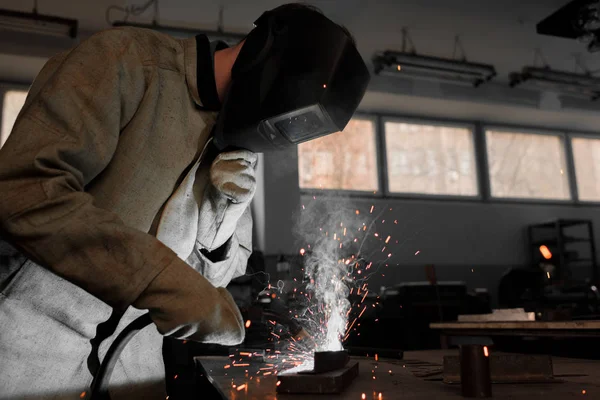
[459,345,492,398]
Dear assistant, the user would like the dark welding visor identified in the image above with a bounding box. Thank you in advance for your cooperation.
[212,7,370,152]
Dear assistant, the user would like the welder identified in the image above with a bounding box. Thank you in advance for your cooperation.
[0,3,369,399]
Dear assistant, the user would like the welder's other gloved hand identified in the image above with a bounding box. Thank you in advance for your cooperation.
[196,150,257,252]
[210,150,258,204]
[133,260,245,345]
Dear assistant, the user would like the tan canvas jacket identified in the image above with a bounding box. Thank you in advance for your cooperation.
[0,27,252,399]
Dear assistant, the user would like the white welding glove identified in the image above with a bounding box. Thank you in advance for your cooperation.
[196,150,257,252]
[133,258,245,345]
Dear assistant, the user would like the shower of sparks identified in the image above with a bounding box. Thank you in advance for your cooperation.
[218,201,425,387]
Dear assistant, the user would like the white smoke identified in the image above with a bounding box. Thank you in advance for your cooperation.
[294,196,361,352]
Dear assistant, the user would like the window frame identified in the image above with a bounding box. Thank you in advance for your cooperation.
[297,113,384,197]
[482,124,575,204]
[0,80,30,149]
[380,115,481,201]
[568,132,600,205]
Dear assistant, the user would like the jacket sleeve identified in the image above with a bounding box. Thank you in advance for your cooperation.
[0,29,218,312]
[186,203,253,288]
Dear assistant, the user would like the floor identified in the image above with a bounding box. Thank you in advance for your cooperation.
[198,349,600,399]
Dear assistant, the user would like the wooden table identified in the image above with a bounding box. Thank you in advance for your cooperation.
[430,321,600,341]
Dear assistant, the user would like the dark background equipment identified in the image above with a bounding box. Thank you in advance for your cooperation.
[498,219,600,321]
[537,0,600,52]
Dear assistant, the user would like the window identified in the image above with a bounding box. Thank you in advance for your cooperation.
[1,90,28,149]
[572,136,600,202]
[298,118,379,192]
[384,120,478,196]
[485,129,570,200]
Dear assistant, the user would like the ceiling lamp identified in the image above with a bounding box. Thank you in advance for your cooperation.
[111,21,244,44]
[509,66,600,101]
[107,0,244,45]
[0,8,77,38]
[373,50,497,87]
[372,29,496,87]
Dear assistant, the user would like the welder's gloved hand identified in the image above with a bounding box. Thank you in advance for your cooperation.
[196,150,257,252]
[133,260,245,345]
[210,150,258,204]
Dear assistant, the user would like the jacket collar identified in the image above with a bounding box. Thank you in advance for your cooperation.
[183,35,229,111]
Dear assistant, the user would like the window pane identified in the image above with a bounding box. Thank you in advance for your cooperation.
[384,121,478,196]
[485,130,570,200]
[298,119,378,191]
[1,90,28,148]
[572,137,600,201]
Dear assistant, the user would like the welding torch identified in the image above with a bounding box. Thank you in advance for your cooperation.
[261,310,314,344]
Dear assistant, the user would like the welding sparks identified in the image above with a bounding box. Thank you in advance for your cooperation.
[370,205,374,213]
[483,346,489,357]
[237,384,247,391]
[415,250,420,255]
[362,394,366,399]
[300,248,306,256]
[245,320,251,328]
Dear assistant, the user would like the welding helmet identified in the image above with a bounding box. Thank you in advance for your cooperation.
[212,6,370,152]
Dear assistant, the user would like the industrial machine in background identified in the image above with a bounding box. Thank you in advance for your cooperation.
[498,219,600,321]
[346,281,491,352]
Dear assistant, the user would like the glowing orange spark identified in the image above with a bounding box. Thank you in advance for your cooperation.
[379,393,383,399]
[370,206,374,213]
[385,235,391,243]
[362,393,366,399]
[361,291,368,303]
[356,210,360,215]
[375,354,379,361]
[323,84,327,88]
[277,381,281,386]
[415,250,420,255]
[80,392,86,399]
[240,352,252,356]
[539,245,552,260]
[359,305,367,318]
[237,384,247,391]
[582,390,586,395]
[300,248,306,256]
[224,365,231,369]
[245,320,251,328]
[483,346,489,357]
[234,363,250,367]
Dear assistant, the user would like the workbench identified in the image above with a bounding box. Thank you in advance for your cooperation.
[197,350,600,399]
[430,321,600,338]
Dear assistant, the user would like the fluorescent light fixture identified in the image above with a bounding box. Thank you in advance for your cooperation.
[373,50,496,87]
[112,21,244,45]
[0,8,77,38]
[509,66,600,100]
